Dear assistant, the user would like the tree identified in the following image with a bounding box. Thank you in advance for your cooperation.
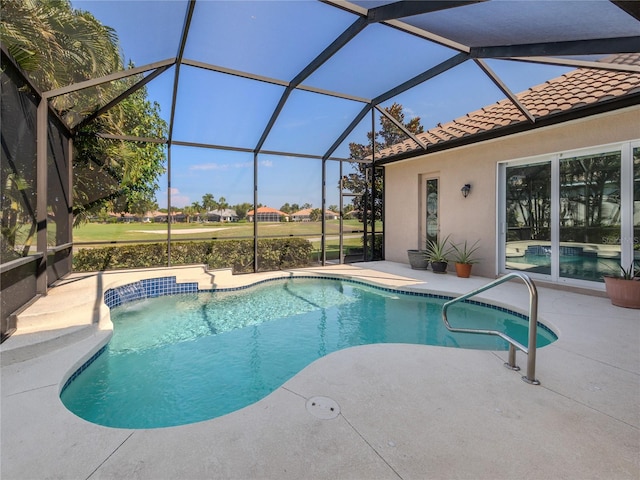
[328,205,338,213]
[217,196,229,211]
[343,103,423,222]
[191,201,202,213]
[182,205,197,223]
[129,198,158,217]
[233,202,252,220]
[309,208,322,222]
[343,103,423,259]
[72,84,167,224]
[201,194,216,212]
[0,0,120,94]
[280,203,292,214]
[1,0,167,228]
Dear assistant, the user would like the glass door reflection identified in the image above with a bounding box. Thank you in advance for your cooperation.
[559,151,621,281]
[505,162,551,275]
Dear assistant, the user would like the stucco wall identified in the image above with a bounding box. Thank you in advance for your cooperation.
[384,105,640,278]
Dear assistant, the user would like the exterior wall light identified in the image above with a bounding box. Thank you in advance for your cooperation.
[461,183,471,198]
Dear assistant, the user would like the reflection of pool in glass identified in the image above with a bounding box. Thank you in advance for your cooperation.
[508,253,619,281]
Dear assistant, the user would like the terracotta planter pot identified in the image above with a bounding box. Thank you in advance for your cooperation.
[455,262,473,278]
[604,277,640,309]
[431,261,448,274]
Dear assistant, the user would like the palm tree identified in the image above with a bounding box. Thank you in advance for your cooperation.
[217,196,229,212]
[0,0,121,114]
[201,194,216,213]
[182,205,196,224]
[1,0,167,228]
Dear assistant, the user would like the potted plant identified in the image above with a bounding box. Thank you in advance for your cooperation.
[407,248,429,270]
[603,262,640,309]
[407,237,430,270]
[450,239,481,278]
[425,235,452,274]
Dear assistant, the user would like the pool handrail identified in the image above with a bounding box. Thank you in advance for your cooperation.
[442,272,540,385]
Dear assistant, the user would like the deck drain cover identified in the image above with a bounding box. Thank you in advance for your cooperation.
[306,396,340,420]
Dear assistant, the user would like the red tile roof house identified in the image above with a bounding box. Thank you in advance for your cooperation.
[290,208,340,221]
[246,206,290,222]
[381,54,639,287]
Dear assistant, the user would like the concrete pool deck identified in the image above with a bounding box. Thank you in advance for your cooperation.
[1,262,638,479]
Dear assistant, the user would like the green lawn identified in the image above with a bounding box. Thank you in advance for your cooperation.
[73,220,382,246]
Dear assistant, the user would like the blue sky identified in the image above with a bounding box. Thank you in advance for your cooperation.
[73,0,571,210]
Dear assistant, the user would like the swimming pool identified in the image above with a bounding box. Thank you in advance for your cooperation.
[60,277,556,429]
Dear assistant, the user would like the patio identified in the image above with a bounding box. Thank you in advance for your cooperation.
[1,262,638,479]
[1,2,639,478]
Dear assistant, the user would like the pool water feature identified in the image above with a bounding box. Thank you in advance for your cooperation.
[61,278,556,429]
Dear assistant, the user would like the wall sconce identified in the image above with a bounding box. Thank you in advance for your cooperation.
[461,183,471,198]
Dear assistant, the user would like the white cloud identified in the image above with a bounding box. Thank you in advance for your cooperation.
[190,163,228,171]
[190,161,254,171]
[159,188,190,208]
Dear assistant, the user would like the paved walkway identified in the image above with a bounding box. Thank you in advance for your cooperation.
[1,262,638,479]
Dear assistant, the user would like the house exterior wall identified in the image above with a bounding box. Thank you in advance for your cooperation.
[384,105,640,278]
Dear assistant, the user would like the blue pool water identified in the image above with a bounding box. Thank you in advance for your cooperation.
[61,278,556,429]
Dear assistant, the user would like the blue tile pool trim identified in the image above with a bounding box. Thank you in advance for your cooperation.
[103,274,552,339]
[61,344,107,393]
[64,274,555,395]
[198,275,557,339]
[104,276,199,308]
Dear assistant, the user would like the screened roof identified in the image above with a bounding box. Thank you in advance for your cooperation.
[53,0,639,162]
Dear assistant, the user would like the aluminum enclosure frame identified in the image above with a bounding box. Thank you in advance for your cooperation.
[21,0,640,291]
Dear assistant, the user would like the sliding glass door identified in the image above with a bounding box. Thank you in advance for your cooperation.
[504,162,551,275]
[559,151,621,281]
[500,141,637,285]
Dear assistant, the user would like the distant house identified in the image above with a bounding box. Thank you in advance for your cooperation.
[142,211,167,222]
[205,209,238,222]
[109,212,140,223]
[150,211,184,223]
[173,212,187,223]
[246,206,289,222]
[290,208,339,221]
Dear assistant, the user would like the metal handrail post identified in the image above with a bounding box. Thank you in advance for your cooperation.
[524,281,539,384]
[442,272,540,385]
[505,344,519,371]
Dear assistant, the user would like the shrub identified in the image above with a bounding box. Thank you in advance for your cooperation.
[72,238,313,273]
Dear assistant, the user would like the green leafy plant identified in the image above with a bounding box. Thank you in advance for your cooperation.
[73,238,313,273]
[424,235,453,263]
[604,261,639,280]
[617,263,639,280]
[450,239,481,265]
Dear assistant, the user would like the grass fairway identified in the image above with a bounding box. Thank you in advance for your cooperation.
[73,220,381,245]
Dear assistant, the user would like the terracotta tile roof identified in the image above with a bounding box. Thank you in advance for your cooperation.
[291,208,339,216]
[291,208,314,216]
[246,206,288,216]
[376,54,640,160]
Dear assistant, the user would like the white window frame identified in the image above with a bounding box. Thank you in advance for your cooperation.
[497,140,638,289]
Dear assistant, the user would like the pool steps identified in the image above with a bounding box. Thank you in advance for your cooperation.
[0,265,220,365]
